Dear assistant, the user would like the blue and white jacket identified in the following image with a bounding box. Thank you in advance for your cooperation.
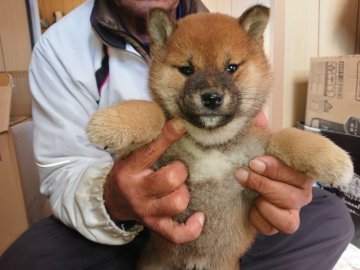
[30,0,207,245]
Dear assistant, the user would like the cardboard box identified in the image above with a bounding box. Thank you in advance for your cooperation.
[305,55,360,135]
[11,120,51,225]
[9,71,32,117]
[0,74,28,254]
[0,74,12,133]
[0,73,50,254]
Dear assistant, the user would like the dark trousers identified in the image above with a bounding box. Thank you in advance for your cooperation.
[0,188,354,270]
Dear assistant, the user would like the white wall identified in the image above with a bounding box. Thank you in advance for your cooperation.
[203,0,270,15]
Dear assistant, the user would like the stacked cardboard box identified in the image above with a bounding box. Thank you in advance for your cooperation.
[0,0,51,254]
[0,73,50,254]
[0,74,28,254]
[305,55,360,247]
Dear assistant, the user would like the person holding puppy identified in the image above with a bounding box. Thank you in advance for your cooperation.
[0,0,354,270]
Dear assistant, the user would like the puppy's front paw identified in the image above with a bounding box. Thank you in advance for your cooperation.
[267,128,353,186]
[87,100,166,156]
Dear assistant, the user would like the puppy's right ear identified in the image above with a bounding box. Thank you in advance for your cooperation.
[148,8,176,45]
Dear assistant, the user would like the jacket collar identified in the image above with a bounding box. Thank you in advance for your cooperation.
[91,0,208,59]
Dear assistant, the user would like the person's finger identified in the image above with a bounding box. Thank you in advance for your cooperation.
[249,205,278,235]
[248,156,314,189]
[147,212,205,244]
[145,184,190,217]
[125,119,187,173]
[141,161,188,197]
[253,111,270,131]
[235,168,312,209]
[254,198,300,234]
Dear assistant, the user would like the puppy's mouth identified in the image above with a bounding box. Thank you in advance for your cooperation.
[177,87,239,130]
[183,113,234,129]
[178,92,238,129]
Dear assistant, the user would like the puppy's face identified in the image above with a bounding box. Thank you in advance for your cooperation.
[148,6,272,145]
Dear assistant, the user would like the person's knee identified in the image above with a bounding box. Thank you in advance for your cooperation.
[334,197,355,243]
[317,188,355,244]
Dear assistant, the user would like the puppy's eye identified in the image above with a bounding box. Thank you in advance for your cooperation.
[226,64,239,74]
[178,66,194,76]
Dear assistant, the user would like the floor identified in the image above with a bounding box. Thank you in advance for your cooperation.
[334,213,360,270]
[333,244,360,270]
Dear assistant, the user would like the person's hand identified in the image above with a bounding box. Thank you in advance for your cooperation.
[235,157,314,235]
[103,119,205,244]
[234,112,315,235]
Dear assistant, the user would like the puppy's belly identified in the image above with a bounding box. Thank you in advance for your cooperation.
[170,177,257,268]
[150,133,266,268]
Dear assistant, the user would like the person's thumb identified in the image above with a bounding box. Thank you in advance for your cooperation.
[153,212,205,244]
[126,119,187,171]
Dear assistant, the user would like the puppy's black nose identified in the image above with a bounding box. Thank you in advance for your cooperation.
[201,92,223,109]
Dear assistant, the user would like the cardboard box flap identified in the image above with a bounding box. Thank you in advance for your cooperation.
[0,73,13,133]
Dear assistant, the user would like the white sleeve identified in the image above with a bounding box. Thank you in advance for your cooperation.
[30,35,143,245]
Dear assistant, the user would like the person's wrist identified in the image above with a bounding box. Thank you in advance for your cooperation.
[103,186,141,232]
[103,172,127,221]
[114,220,141,232]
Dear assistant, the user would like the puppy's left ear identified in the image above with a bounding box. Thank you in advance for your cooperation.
[239,5,269,40]
[148,8,176,45]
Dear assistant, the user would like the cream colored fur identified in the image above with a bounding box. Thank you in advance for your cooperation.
[87,6,353,270]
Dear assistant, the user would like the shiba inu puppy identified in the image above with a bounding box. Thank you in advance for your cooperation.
[87,5,353,270]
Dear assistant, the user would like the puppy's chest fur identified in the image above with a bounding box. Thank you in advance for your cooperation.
[152,128,268,269]
[163,130,267,184]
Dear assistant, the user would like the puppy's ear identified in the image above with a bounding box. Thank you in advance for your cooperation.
[148,8,176,45]
[239,5,269,40]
